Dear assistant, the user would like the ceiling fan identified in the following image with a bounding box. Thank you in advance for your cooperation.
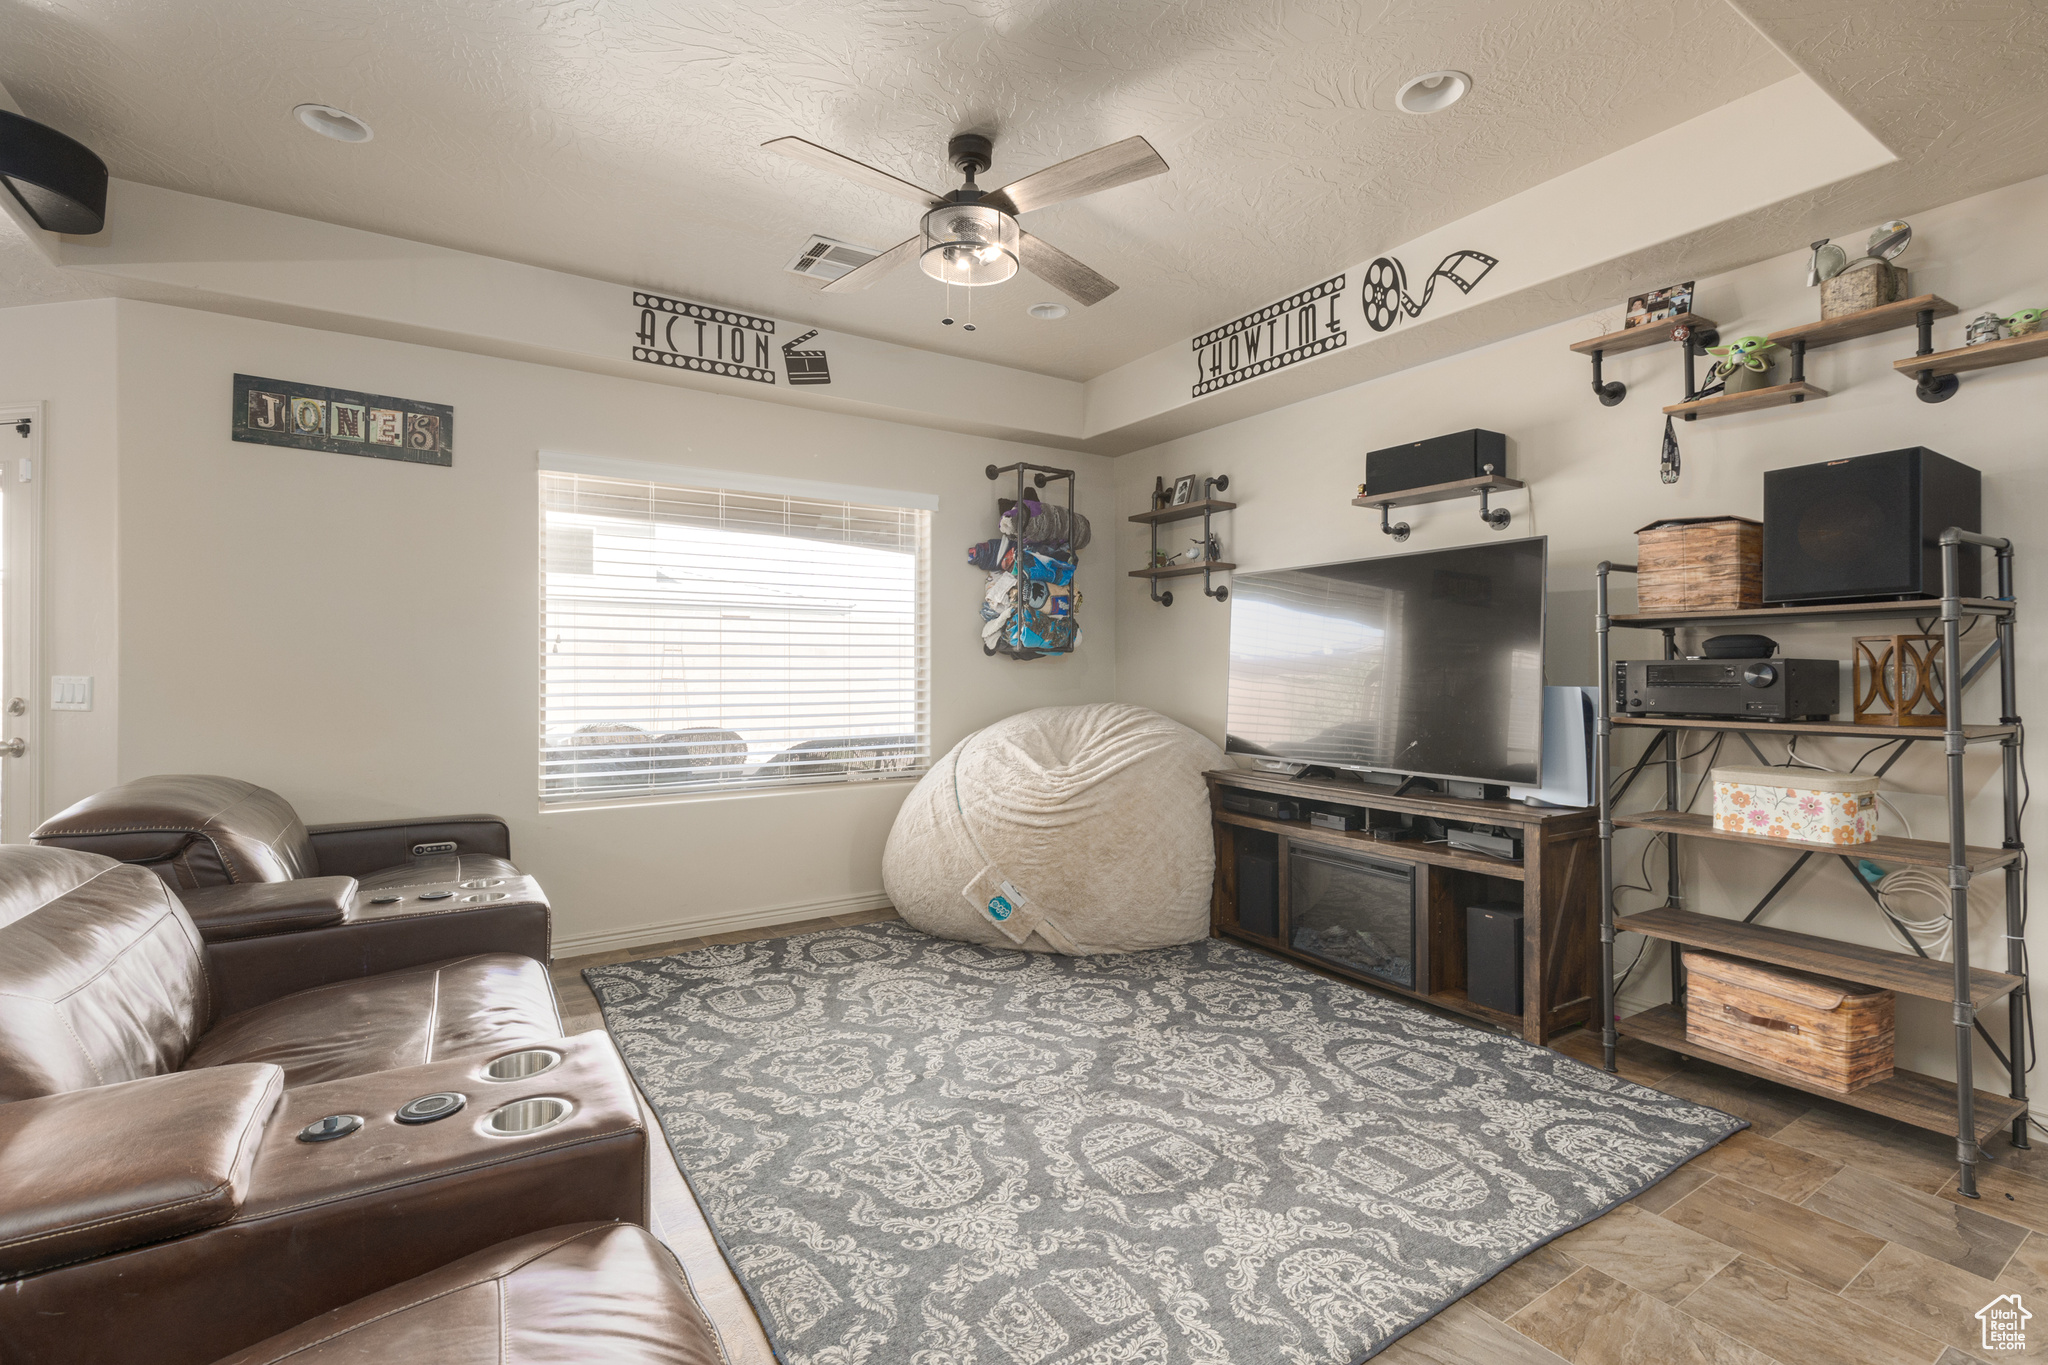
[762,131,1168,308]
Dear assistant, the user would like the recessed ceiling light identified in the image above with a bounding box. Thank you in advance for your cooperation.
[1395,70,1470,115]
[1028,302,1069,320]
[294,104,373,143]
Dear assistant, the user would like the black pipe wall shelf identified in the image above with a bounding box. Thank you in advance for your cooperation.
[1131,476,1232,606]
[1894,325,2048,403]
[1568,313,1718,406]
[1352,473,1521,540]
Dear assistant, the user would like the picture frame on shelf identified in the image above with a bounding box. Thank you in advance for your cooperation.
[1171,474,1197,505]
[1625,281,1694,329]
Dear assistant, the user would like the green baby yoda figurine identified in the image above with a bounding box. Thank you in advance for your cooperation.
[2004,308,2044,338]
[1707,335,1778,376]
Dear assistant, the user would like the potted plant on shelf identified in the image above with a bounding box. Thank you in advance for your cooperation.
[1706,335,1780,393]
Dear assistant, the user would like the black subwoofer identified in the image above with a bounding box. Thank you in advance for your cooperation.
[1466,900,1524,1016]
[1762,448,1981,603]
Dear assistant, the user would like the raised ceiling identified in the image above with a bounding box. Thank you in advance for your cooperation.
[0,0,1794,379]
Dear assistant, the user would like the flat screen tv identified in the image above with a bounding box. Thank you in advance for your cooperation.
[1225,537,1547,786]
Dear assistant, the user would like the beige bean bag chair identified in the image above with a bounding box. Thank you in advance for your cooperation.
[883,703,1224,954]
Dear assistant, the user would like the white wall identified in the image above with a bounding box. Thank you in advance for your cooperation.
[0,299,120,815]
[0,297,1116,950]
[1114,171,2048,1082]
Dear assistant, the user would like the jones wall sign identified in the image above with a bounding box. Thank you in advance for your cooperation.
[232,374,452,466]
[1192,275,1347,398]
[631,290,833,388]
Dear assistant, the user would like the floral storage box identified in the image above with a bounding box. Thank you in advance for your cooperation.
[1711,766,1878,845]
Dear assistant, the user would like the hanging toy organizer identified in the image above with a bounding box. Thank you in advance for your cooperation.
[977,461,1084,661]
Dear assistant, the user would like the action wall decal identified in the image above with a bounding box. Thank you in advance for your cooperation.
[632,290,779,384]
[1360,250,1499,332]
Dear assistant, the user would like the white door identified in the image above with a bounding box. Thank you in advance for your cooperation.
[0,404,41,842]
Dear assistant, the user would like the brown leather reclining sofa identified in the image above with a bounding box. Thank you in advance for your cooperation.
[0,843,679,1365]
[32,775,552,1012]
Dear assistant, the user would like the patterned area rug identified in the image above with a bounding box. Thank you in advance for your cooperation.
[586,923,1742,1365]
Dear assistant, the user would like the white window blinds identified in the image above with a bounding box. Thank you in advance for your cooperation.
[540,471,930,802]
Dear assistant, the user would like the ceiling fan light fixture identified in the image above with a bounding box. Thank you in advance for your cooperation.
[294,103,373,143]
[1395,70,1471,114]
[919,202,1019,287]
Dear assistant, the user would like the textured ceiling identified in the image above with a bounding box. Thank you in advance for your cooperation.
[0,0,1794,379]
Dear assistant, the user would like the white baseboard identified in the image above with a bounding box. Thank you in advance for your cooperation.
[551,890,895,958]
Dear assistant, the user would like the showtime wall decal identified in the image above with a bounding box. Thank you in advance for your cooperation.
[1360,250,1499,331]
[1192,275,1347,397]
[232,374,452,466]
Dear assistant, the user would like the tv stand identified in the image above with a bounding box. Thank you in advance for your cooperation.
[1208,768,1596,1043]
[1392,774,1441,797]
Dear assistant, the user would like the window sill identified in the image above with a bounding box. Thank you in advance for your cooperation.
[539,770,927,815]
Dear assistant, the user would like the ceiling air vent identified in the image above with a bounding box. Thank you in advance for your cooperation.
[785,234,882,282]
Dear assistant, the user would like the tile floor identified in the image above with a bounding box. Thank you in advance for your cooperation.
[552,914,2048,1365]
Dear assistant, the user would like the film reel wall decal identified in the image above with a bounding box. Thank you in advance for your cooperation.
[1360,249,1499,332]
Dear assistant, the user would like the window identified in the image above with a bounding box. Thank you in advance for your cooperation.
[540,470,929,802]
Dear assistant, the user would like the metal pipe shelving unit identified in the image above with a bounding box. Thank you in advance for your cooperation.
[1595,531,2027,1197]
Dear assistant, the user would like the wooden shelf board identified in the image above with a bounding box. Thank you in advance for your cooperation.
[1209,768,1597,829]
[1212,807,1528,880]
[1616,904,2022,1008]
[1611,715,2016,742]
[1612,598,2012,629]
[1352,474,1524,509]
[1129,498,1236,526]
[1768,295,1959,350]
[1894,327,2048,379]
[1428,986,1525,1031]
[1618,1002,2028,1141]
[1217,929,1528,1032]
[1129,561,1235,581]
[1663,380,1828,419]
[1612,810,2018,873]
[1569,312,1719,356]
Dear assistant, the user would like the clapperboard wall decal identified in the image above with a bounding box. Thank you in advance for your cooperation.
[232,375,452,466]
[781,330,831,385]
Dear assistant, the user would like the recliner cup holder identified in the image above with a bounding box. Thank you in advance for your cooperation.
[484,1096,573,1135]
[460,877,515,889]
[483,1048,563,1081]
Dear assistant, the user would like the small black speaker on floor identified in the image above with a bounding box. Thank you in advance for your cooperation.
[1762,447,1981,603]
[1466,900,1524,1016]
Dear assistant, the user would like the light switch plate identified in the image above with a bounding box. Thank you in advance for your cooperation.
[50,676,91,711]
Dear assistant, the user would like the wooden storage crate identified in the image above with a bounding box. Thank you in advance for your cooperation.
[1636,516,1762,613]
[1683,950,1893,1093]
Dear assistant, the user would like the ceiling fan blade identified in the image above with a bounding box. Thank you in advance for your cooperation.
[984,135,1168,217]
[820,236,921,293]
[763,137,943,207]
[1017,231,1118,306]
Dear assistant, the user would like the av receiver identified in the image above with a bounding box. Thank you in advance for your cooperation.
[1612,658,1839,721]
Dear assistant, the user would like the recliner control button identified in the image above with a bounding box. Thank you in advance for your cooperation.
[368,895,400,904]
[299,1113,364,1143]
[395,1092,467,1125]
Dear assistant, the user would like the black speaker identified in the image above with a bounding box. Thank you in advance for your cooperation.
[1763,448,1981,603]
[1233,826,1278,938]
[1366,429,1507,496]
[1466,900,1523,1016]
